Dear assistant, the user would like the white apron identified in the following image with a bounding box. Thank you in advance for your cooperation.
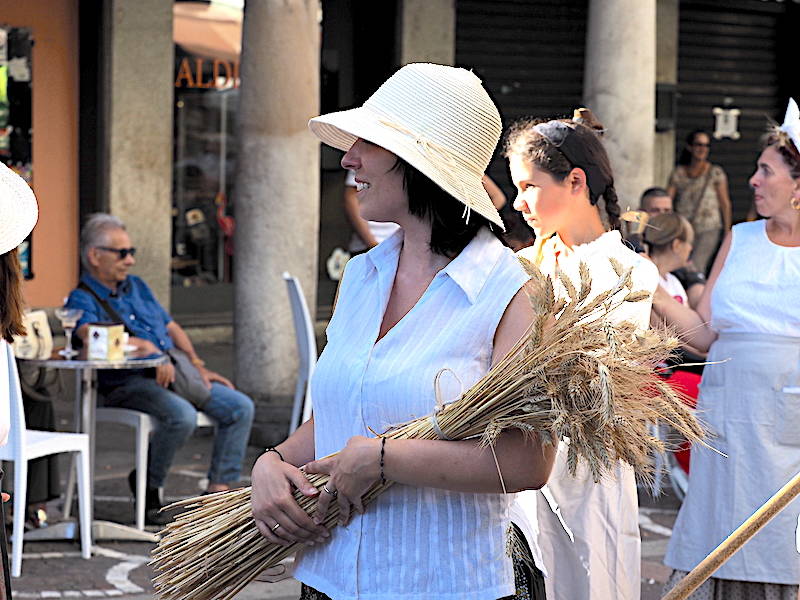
[665,332,800,584]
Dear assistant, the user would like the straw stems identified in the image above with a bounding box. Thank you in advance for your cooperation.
[662,470,800,600]
[151,257,706,600]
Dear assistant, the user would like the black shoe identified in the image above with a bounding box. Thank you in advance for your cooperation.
[128,469,171,527]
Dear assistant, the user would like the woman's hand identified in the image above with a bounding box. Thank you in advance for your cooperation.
[251,452,329,547]
[305,436,381,526]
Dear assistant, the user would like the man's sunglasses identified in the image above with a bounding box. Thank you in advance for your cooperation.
[96,246,137,260]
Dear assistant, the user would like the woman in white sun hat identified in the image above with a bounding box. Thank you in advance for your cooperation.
[0,163,38,449]
[250,63,555,599]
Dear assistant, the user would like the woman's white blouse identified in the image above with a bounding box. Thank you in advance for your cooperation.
[293,228,529,600]
[0,341,13,446]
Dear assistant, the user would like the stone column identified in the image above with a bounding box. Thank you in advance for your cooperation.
[583,0,656,210]
[234,0,320,446]
[103,0,174,306]
[400,0,455,66]
[655,0,679,189]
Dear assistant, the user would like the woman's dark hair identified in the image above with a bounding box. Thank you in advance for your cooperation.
[392,158,492,257]
[0,249,27,343]
[762,125,800,179]
[502,118,621,230]
[677,129,710,166]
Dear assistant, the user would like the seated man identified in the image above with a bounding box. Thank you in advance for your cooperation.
[66,213,254,525]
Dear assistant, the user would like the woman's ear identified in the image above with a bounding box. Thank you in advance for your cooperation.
[569,167,588,197]
[671,238,682,254]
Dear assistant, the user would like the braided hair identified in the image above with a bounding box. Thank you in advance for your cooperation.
[504,117,622,230]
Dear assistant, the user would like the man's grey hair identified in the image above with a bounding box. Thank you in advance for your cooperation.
[80,213,127,271]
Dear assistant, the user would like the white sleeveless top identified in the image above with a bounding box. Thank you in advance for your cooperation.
[293,227,529,600]
[513,230,658,600]
[712,220,800,337]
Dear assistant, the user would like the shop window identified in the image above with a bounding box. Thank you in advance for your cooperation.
[172,0,241,290]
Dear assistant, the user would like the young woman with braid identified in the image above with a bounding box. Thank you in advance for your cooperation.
[504,118,658,600]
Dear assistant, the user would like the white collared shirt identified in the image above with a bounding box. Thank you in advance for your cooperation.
[293,227,528,600]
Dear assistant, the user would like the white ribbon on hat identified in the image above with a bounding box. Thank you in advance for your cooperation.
[780,98,800,153]
[378,118,476,224]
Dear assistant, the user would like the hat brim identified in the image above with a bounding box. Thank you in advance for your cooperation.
[309,106,505,230]
[0,165,38,256]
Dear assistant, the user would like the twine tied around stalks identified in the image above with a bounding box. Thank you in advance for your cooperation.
[431,368,463,440]
[432,367,508,493]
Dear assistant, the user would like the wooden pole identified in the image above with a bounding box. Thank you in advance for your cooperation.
[663,471,800,600]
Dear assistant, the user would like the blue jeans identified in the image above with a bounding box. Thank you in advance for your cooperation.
[103,376,255,488]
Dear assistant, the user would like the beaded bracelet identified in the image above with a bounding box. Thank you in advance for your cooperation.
[379,437,387,485]
[265,447,285,462]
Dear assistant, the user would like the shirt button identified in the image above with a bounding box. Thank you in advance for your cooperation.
[130,314,136,320]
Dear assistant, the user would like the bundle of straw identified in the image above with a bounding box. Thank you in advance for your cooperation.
[151,258,704,600]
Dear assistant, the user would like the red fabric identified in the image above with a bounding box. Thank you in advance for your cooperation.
[666,370,701,474]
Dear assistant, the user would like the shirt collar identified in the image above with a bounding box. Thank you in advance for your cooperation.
[363,227,507,305]
[440,228,505,304]
[80,272,132,299]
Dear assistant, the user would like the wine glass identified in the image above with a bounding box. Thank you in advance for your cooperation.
[55,307,83,359]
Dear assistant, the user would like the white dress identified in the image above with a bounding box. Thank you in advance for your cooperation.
[293,228,529,600]
[0,341,13,446]
[664,220,800,585]
[514,230,658,600]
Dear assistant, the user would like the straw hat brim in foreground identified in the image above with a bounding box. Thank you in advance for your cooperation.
[309,63,505,230]
[0,164,37,256]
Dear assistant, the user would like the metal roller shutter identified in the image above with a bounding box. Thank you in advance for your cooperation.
[456,0,588,193]
[677,0,788,221]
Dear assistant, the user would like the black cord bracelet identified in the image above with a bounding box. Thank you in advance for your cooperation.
[265,447,285,462]
[380,437,387,485]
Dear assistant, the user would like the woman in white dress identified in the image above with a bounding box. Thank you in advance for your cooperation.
[656,102,800,599]
[0,162,38,447]
[504,117,658,600]
[250,63,556,600]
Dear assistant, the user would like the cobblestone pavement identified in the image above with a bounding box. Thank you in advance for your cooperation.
[8,343,683,599]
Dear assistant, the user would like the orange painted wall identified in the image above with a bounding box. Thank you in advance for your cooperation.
[1,0,79,308]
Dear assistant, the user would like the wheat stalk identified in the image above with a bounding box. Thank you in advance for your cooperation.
[150,258,705,600]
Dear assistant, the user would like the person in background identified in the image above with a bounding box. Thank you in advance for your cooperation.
[667,130,732,274]
[66,213,254,526]
[505,115,658,600]
[657,100,800,599]
[641,186,674,216]
[639,188,706,308]
[343,169,400,254]
[644,212,694,307]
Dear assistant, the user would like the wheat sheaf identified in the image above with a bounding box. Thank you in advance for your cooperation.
[151,257,704,600]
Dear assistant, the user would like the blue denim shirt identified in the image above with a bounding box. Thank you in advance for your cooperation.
[66,273,174,352]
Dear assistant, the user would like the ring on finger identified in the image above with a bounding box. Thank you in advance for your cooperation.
[322,484,338,498]
[271,522,281,532]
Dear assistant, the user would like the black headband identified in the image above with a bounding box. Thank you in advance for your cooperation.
[533,121,611,205]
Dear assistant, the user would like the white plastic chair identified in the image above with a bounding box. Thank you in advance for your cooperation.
[64,408,214,531]
[283,272,316,434]
[0,346,91,577]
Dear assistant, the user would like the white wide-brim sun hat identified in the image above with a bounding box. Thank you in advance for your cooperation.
[309,63,505,229]
[0,163,37,256]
